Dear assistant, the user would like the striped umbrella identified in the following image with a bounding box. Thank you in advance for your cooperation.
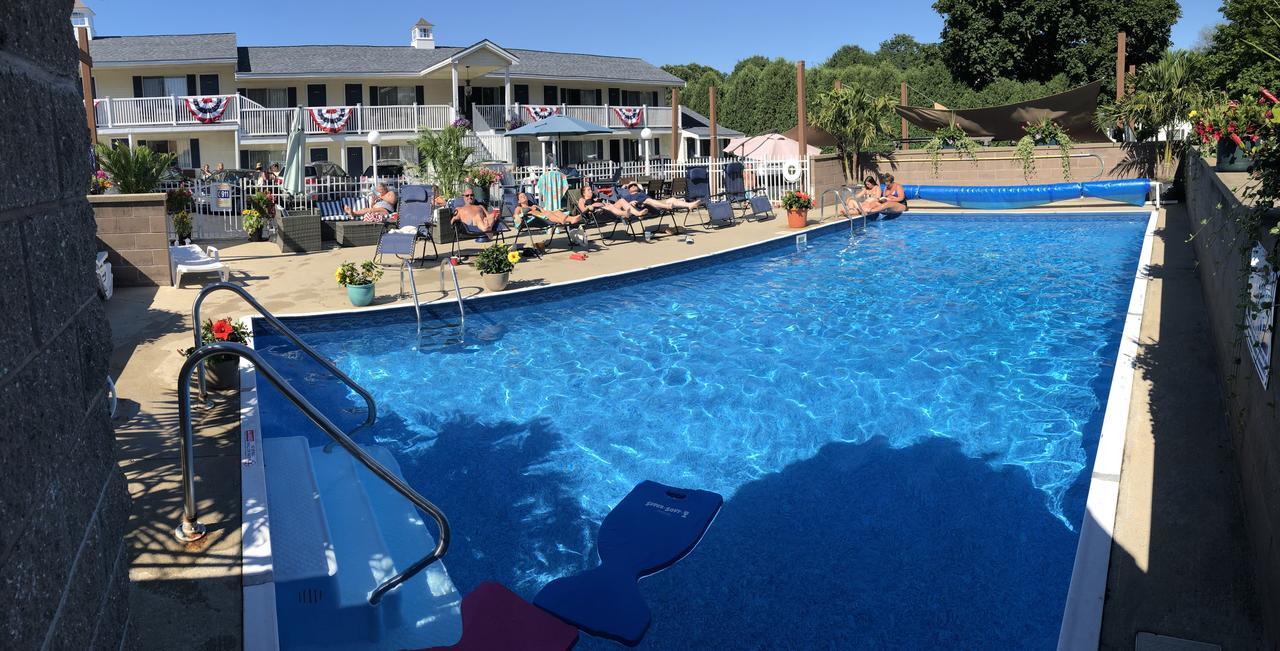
[535,169,569,211]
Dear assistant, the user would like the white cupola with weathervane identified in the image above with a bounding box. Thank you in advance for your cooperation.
[410,18,435,49]
[70,0,95,39]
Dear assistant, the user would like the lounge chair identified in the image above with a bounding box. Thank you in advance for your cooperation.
[170,243,228,288]
[681,166,712,229]
[375,184,436,265]
[716,161,752,214]
[704,201,736,229]
[447,197,509,257]
[744,195,776,221]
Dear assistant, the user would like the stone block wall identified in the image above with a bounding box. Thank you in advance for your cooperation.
[811,142,1162,194]
[1185,153,1280,643]
[0,2,131,649]
[91,193,171,286]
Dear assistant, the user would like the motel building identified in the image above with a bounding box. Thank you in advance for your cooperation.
[72,1,738,174]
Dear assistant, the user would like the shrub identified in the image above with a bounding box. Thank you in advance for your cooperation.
[94,143,175,193]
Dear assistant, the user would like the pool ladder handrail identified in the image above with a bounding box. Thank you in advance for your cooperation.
[818,186,867,234]
[398,258,422,334]
[191,282,376,434]
[439,259,466,334]
[175,342,451,606]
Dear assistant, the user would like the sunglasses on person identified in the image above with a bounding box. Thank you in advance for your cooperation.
[463,193,474,198]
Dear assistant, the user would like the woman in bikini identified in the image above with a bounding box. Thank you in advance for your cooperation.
[841,176,881,216]
[873,174,907,216]
[514,192,582,227]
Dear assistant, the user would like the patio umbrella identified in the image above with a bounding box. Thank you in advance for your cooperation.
[506,115,612,167]
[282,106,306,196]
[724,133,820,160]
[782,123,838,149]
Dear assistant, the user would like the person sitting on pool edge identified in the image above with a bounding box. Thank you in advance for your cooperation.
[864,174,907,216]
[345,182,397,218]
[452,188,502,239]
[840,176,881,217]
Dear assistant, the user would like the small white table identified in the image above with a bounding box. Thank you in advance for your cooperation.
[170,244,228,288]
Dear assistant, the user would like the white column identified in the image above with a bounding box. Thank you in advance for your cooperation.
[503,66,512,124]
[450,62,459,122]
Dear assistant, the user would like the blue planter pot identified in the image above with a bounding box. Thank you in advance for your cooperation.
[346,283,375,307]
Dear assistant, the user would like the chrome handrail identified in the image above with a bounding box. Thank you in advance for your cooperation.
[191,282,375,432]
[439,260,465,334]
[398,259,422,334]
[817,187,846,223]
[175,342,449,606]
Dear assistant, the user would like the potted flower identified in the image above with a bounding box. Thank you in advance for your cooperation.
[474,243,520,291]
[451,116,473,131]
[335,260,384,306]
[178,318,248,390]
[89,169,112,195]
[923,123,980,176]
[242,208,265,241]
[166,186,193,213]
[1015,119,1073,181]
[1191,96,1268,172]
[781,191,814,228]
[464,167,502,206]
[171,210,192,245]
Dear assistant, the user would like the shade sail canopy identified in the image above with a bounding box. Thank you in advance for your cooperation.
[505,115,612,137]
[781,123,838,148]
[895,81,1108,142]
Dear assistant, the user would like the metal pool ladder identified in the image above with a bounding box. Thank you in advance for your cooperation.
[439,259,466,334]
[818,186,868,235]
[179,284,450,606]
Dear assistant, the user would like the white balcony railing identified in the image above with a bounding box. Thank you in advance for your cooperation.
[473,104,675,131]
[94,95,242,128]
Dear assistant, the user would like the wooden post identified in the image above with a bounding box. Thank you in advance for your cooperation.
[1115,31,1127,101]
[671,88,680,163]
[796,61,807,161]
[900,80,909,150]
[709,85,717,159]
[834,80,842,90]
[1127,64,1136,94]
[77,27,97,145]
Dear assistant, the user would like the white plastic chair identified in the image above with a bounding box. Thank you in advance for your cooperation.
[171,244,228,288]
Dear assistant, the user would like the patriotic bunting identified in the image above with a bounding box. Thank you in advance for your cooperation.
[185,96,229,124]
[308,107,353,134]
[612,106,645,128]
[525,105,562,121]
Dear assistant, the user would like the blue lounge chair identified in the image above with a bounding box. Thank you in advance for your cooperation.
[705,200,736,228]
[744,195,775,221]
[533,481,723,646]
[446,197,508,257]
[681,166,714,229]
[716,161,752,213]
[375,184,436,265]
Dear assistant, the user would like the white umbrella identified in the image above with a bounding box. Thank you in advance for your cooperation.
[282,106,306,196]
[724,133,820,160]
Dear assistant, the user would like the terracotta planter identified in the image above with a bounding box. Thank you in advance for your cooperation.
[204,356,238,390]
[787,209,808,229]
[482,272,510,292]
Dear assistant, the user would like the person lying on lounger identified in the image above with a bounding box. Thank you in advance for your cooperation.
[619,181,702,213]
[514,192,582,227]
[345,183,398,218]
[870,174,907,215]
[452,188,501,236]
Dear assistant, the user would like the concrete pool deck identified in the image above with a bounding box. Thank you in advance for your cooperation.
[104,202,1261,648]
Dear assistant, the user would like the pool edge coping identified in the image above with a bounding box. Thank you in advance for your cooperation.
[1056,208,1159,650]
[235,208,1158,649]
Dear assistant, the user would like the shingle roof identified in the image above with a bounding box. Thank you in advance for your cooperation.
[504,49,683,84]
[90,33,237,64]
[680,107,743,137]
[237,45,456,75]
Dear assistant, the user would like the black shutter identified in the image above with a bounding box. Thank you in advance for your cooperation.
[608,88,620,105]
[186,74,197,95]
[345,84,362,106]
[651,91,658,106]
[287,87,297,107]
[543,85,557,105]
[239,150,249,168]
[369,86,379,106]
[189,139,201,168]
[415,85,425,104]
[514,84,529,104]
[307,84,326,106]
[199,74,219,94]
[132,76,143,97]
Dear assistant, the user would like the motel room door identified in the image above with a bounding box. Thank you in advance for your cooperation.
[346,148,364,178]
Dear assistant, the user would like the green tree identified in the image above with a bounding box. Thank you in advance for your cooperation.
[755,58,798,133]
[1093,50,1205,171]
[825,44,875,68]
[811,85,898,181]
[1204,0,1280,95]
[412,126,472,197]
[933,0,1180,87]
[875,34,938,71]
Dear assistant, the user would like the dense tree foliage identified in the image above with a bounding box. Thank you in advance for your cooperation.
[933,0,1180,87]
[1203,0,1280,96]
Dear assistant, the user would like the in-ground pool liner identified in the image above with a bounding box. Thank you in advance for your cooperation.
[533,481,723,646]
[419,581,578,651]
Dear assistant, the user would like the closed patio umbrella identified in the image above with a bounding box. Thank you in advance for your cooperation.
[282,106,306,197]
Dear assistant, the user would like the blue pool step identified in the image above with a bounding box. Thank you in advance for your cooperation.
[263,437,462,649]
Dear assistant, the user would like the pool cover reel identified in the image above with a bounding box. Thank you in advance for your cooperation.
[900,178,1151,210]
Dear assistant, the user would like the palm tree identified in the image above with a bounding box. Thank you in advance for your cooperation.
[810,85,897,182]
[412,126,473,197]
[94,143,176,194]
[1094,50,1205,173]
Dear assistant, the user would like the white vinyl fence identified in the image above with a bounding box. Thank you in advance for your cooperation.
[514,157,811,203]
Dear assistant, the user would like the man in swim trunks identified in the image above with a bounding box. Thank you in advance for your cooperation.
[452,187,501,235]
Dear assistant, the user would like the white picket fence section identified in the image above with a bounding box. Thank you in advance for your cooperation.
[514,157,811,203]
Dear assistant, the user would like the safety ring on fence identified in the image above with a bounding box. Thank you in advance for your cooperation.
[782,160,803,183]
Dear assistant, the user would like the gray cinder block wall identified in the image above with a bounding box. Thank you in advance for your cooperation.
[0,1,131,648]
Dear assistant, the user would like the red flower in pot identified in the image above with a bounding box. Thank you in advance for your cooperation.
[211,319,235,341]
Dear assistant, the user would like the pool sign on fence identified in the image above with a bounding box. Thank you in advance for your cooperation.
[215,183,232,211]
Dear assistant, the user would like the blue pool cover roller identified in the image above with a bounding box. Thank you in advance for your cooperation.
[534,481,724,646]
[900,178,1151,210]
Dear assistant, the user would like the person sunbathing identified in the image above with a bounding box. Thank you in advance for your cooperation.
[345,183,397,218]
[514,192,582,227]
[869,174,907,215]
[608,183,649,218]
[452,188,501,237]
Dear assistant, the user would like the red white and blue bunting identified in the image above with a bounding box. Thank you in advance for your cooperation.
[308,107,353,134]
[612,106,645,128]
[184,96,229,124]
[525,105,562,121]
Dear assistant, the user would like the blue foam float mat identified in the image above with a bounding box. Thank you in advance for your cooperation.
[533,480,723,646]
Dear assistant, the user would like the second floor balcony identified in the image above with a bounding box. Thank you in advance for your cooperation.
[472,104,673,131]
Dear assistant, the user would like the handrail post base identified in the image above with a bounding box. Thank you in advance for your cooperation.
[175,518,207,543]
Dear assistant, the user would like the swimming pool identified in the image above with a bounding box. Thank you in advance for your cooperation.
[250,211,1150,648]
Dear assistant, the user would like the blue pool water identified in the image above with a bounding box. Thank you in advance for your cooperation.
[254,212,1148,648]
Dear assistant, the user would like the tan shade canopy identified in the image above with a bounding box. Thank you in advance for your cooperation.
[782,122,838,148]
[894,81,1108,142]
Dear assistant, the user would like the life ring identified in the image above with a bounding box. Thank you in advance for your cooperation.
[782,161,803,183]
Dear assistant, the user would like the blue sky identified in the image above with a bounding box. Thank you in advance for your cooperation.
[90,0,1224,72]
